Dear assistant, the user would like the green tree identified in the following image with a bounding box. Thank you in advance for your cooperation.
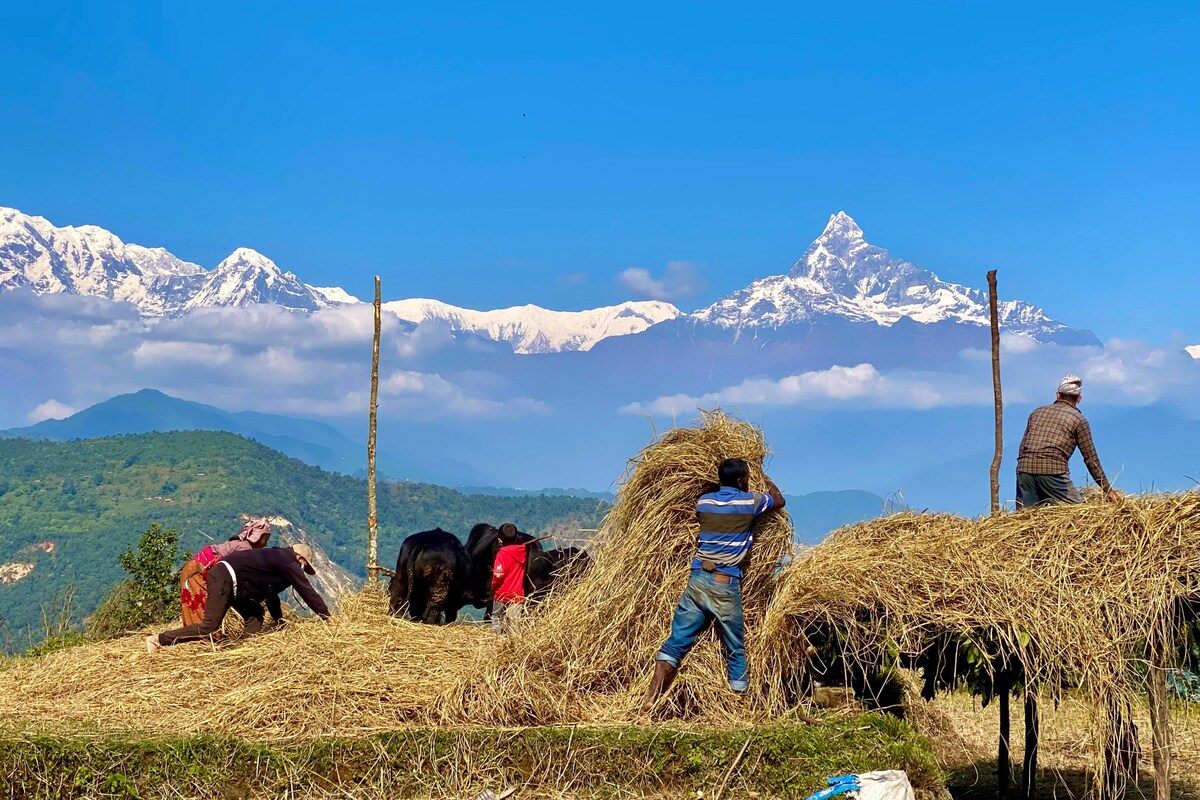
[90,522,182,636]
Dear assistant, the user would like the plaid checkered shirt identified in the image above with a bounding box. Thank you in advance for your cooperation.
[1016,400,1110,491]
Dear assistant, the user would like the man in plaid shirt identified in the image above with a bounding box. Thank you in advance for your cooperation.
[1015,374,1121,508]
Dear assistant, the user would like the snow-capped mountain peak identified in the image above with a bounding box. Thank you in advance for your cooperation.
[217,247,284,274]
[0,205,204,311]
[185,247,325,311]
[309,286,362,305]
[693,211,1096,344]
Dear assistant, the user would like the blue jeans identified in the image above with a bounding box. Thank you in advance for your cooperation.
[656,570,747,692]
[1016,472,1082,509]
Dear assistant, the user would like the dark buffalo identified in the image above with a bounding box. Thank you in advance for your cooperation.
[526,546,591,602]
[388,528,471,624]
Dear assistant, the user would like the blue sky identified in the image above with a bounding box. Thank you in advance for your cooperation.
[2,1,1198,340]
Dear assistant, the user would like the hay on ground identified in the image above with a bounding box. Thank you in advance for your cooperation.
[0,411,793,737]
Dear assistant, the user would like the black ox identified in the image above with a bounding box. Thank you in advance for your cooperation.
[387,524,589,624]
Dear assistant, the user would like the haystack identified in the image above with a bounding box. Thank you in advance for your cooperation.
[759,496,1200,788]
[431,409,795,726]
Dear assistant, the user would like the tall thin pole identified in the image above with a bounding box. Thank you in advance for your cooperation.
[998,677,1011,798]
[1022,689,1039,799]
[987,270,1002,515]
[1147,635,1172,800]
[367,276,381,583]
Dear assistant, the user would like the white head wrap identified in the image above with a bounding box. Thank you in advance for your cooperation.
[1057,374,1082,396]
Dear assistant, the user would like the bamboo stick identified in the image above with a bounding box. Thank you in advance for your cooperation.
[367,276,381,583]
[987,269,1002,515]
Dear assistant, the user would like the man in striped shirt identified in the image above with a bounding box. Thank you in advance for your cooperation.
[642,458,785,712]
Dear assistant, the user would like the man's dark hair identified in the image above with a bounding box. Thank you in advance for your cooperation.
[499,522,520,543]
[718,458,750,489]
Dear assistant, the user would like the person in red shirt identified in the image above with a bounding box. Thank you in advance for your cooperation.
[491,541,528,633]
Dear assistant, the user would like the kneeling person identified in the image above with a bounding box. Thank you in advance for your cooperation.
[642,458,785,711]
[147,544,330,652]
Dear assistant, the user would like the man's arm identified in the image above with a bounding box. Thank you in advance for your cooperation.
[1075,419,1113,494]
[264,592,283,623]
[287,565,331,619]
[763,475,786,511]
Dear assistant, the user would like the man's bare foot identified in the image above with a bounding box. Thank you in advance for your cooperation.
[145,634,161,654]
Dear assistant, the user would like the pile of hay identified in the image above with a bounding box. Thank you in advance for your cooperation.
[0,590,499,740]
[758,496,1200,779]
[430,410,794,726]
[0,411,793,737]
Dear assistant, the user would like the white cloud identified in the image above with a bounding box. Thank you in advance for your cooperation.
[619,260,704,301]
[26,399,77,423]
[956,336,1200,407]
[622,363,991,416]
[394,320,455,359]
[0,292,553,426]
[133,341,236,368]
[381,370,552,420]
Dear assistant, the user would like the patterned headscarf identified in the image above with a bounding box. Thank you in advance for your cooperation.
[238,519,272,545]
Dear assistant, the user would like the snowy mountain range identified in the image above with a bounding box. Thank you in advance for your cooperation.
[384,298,681,353]
[0,207,329,315]
[692,212,1085,341]
[0,204,1094,352]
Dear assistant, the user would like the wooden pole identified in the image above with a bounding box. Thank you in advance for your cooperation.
[367,276,381,583]
[1147,637,1172,800]
[998,677,1012,798]
[988,270,1013,800]
[987,270,1002,515]
[1022,688,1039,799]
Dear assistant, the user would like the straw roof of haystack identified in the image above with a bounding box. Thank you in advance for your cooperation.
[756,493,1200,782]
[0,410,1197,787]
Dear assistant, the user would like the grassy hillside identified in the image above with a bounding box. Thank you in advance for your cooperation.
[0,431,606,646]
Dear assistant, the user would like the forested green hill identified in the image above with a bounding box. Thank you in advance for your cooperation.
[0,432,607,646]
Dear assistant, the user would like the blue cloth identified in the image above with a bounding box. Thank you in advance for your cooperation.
[805,776,861,800]
[656,569,747,691]
[692,485,774,578]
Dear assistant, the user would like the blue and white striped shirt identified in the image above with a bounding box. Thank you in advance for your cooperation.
[691,486,774,578]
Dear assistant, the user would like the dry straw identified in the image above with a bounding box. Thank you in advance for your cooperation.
[430,409,794,727]
[758,495,1200,784]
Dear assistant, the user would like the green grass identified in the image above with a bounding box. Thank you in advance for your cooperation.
[0,716,943,799]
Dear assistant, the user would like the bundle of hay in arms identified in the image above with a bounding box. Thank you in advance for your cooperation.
[757,495,1200,783]
[433,409,796,726]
